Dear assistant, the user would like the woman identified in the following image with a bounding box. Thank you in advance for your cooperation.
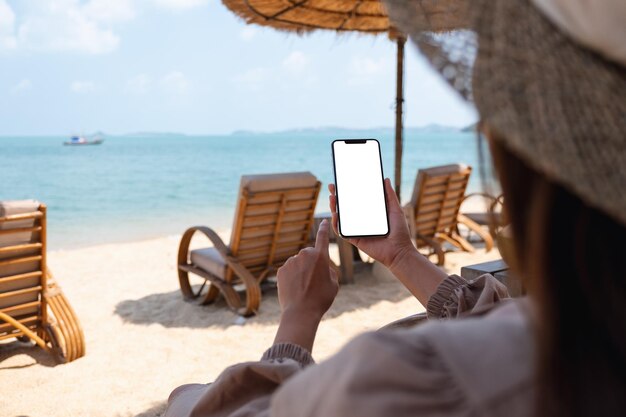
[166,0,626,416]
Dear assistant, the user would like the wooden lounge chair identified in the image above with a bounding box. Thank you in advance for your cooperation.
[178,172,321,316]
[0,200,85,363]
[402,164,492,266]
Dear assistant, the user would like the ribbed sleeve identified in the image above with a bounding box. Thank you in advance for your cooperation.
[427,274,468,318]
[261,343,315,367]
[427,273,510,319]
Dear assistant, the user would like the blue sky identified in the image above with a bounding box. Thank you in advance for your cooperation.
[0,0,477,135]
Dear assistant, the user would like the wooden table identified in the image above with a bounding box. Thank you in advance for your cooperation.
[312,212,361,284]
[460,259,523,297]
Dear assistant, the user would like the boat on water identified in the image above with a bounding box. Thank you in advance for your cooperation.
[63,135,104,146]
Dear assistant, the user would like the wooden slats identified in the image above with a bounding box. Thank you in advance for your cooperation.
[277,230,309,241]
[0,285,42,300]
[246,195,313,207]
[245,202,280,212]
[241,224,275,233]
[219,181,320,292]
[0,315,39,338]
[0,255,42,268]
[0,270,42,284]
[425,172,467,183]
[417,201,459,215]
[241,217,313,231]
[238,236,273,248]
[0,212,42,222]
[1,300,40,314]
[240,256,269,266]
[247,186,316,199]
[280,219,311,228]
[423,182,465,196]
[410,166,472,244]
[420,189,464,206]
[0,243,42,255]
[243,208,313,223]
[237,244,271,256]
[267,194,287,265]
[276,239,308,248]
[416,220,438,232]
[237,249,304,267]
[0,226,41,236]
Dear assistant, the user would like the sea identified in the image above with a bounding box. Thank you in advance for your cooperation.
[0,130,490,249]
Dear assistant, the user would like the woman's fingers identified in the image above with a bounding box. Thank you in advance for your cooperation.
[315,219,330,259]
[328,184,340,236]
[329,267,339,283]
[384,178,403,213]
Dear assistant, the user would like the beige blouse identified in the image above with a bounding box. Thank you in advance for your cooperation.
[165,274,535,417]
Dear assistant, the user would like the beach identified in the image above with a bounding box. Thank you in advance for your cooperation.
[0,131,499,416]
[0,231,500,417]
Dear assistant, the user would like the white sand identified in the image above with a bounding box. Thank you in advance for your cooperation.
[0,231,501,417]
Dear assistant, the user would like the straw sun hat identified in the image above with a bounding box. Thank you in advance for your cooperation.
[383,0,626,225]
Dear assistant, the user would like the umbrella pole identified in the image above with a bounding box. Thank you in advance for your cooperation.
[394,36,406,201]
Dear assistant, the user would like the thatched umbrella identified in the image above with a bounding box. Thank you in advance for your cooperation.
[222,0,466,200]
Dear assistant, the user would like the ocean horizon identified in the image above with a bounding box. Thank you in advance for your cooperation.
[0,130,490,249]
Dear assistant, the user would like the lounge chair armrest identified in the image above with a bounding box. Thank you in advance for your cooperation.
[178,226,231,261]
[177,226,258,285]
[460,192,497,205]
[178,226,259,279]
[461,192,504,212]
[177,226,263,316]
[457,213,494,252]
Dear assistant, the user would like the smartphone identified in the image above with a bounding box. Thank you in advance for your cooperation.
[331,139,389,238]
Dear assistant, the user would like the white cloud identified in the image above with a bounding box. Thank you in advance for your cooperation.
[233,67,270,91]
[83,0,136,23]
[0,0,17,49]
[11,79,33,93]
[282,51,309,73]
[240,26,257,42]
[70,80,96,93]
[348,56,391,85]
[152,0,209,11]
[1,0,213,54]
[351,56,389,76]
[126,73,153,94]
[16,1,121,54]
[160,71,189,94]
[126,72,190,94]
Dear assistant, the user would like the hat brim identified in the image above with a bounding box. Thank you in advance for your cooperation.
[385,0,626,225]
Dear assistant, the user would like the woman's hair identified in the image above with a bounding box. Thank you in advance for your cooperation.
[487,131,626,417]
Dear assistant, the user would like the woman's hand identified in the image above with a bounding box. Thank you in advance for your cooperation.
[273,220,339,352]
[329,178,414,270]
[329,178,447,305]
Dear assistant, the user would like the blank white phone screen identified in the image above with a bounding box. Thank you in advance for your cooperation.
[332,139,389,237]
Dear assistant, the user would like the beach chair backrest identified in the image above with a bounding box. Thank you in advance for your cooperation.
[0,200,46,340]
[409,164,472,242]
[228,172,321,280]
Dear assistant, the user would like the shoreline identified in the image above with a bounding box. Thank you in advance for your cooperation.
[47,196,492,251]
